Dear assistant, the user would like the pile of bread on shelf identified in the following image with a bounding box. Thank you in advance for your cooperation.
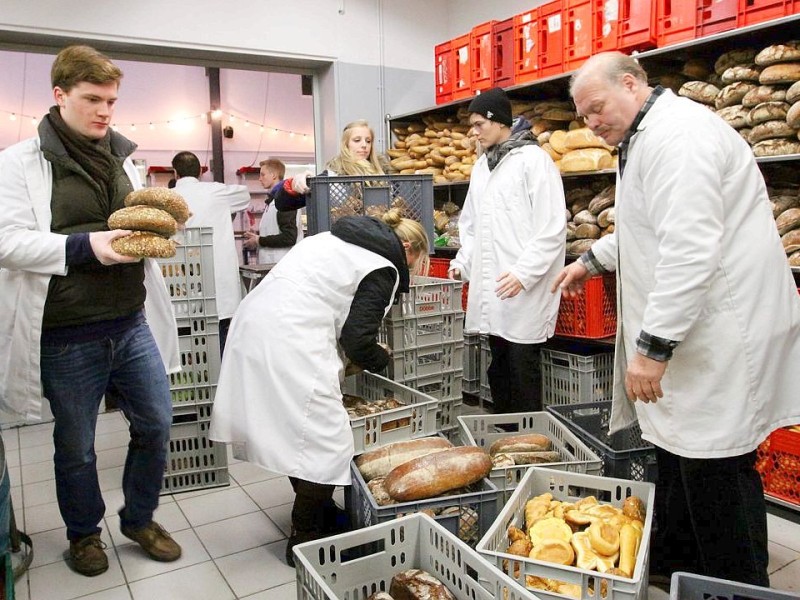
[564,180,616,255]
[767,165,800,267]
[672,41,800,157]
[504,492,646,599]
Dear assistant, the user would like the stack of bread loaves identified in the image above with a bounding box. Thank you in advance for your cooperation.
[564,181,616,255]
[770,184,800,267]
[107,188,190,258]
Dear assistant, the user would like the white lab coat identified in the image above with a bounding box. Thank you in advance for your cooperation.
[209,232,398,485]
[0,137,180,421]
[257,200,303,265]
[451,144,566,342]
[174,177,251,319]
[589,90,800,458]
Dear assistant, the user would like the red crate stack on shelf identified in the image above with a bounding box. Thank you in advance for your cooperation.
[539,0,566,78]
[470,21,495,93]
[452,33,472,100]
[564,0,594,71]
[513,7,542,84]
[738,0,797,26]
[656,0,738,48]
[593,0,657,54]
[434,40,454,105]
[492,18,515,88]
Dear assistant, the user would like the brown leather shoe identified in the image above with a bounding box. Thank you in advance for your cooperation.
[121,521,182,562]
[69,534,109,576]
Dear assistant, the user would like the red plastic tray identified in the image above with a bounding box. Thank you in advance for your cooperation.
[555,273,617,339]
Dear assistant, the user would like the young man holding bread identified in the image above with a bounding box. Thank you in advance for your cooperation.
[554,51,800,588]
[449,87,567,414]
[0,45,182,576]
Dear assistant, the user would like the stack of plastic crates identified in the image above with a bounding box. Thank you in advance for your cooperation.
[540,346,614,408]
[379,276,466,436]
[158,227,229,494]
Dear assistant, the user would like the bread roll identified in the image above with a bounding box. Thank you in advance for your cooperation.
[782,229,800,254]
[617,523,642,578]
[787,80,800,104]
[679,81,720,105]
[111,231,177,258]
[752,138,800,156]
[750,120,797,143]
[759,63,800,85]
[560,148,614,172]
[715,48,758,75]
[384,446,491,502]
[529,539,575,566]
[108,206,177,237]
[489,433,552,456]
[124,188,190,224]
[721,64,761,84]
[755,42,800,66]
[548,130,569,154]
[389,569,455,600]
[715,82,757,109]
[787,101,800,129]
[747,101,791,125]
[541,143,562,161]
[355,437,453,482]
[777,207,800,236]
[742,85,788,107]
[716,105,749,129]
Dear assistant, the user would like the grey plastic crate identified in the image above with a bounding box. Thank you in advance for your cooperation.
[457,411,603,504]
[463,331,480,382]
[344,372,439,455]
[379,310,464,351]
[388,276,464,319]
[158,226,216,299]
[384,340,464,380]
[347,460,499,546]
[546,401,657,482]
[477,467,656,600]
[398,369,463,430]
[170,383,216,408]
[170,319,221,391]
[306,174,434,245]
[670,572,799,600]
[294,513,532,600]
[541,348,614,408]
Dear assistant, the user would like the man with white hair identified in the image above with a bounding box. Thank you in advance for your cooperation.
[554,51,800,588]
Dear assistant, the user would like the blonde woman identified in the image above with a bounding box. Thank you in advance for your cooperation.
[209,209,428,567]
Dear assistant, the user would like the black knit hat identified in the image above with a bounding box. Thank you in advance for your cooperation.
[467,87,512,127]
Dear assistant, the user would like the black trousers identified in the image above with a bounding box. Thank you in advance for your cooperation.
[487,336,543,414]
[651,447,769,587]
[288,477,336,539]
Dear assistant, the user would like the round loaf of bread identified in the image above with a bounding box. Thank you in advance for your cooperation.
[759,62,800,85]
[787,100,800,129]
[787,80,800,104]
[715,81,757,109]
[124,188,191,224]
[777,207,800,236]
[714,48,757,75]
[389,569,454,600]
[575,223,601,239]
[782,229,800,254]
[772,195,799,219]
[588,186,616,215]
[574,209,597,225]
[747,101,791,126]
[679,81,720,105]
[742,85,788,107]
[111,231,177,258]
[750,120,797,143]
[752,138,800,156]
[568,238,596,255]
[755,41,800,66]
[717,105,750,129]
[721,64,761,84]
[108,206,177,237]
[598,206,615,228]
[789,250,800,267]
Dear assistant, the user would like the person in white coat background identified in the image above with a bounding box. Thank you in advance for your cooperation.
[554,51,800,588]
[0,45,182,577]
[448,87,567,414]
[172,151,251,352]
[242,158,303,265]
[209,209,429,567]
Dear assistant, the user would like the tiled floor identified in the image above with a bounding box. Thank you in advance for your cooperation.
[3,408,800,600]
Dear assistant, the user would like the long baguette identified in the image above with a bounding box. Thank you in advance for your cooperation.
[488,433,552,456]
[355,437,452,482]
[384,446,492,502]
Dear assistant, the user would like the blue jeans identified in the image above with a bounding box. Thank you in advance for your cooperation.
[40,318,172,541]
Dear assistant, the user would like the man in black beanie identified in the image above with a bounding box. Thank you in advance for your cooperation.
[449,87,567,414]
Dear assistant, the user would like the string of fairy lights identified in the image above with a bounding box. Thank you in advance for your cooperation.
[0,107,313,141]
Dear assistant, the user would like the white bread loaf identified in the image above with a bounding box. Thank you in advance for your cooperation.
[389,569,455,600]
[752,138,800,156]
[384,446,492,502]
[355,437,453,482]
[488,433,553,456]
[560,148,615,172]
[759,63,800,85]
[548,130,570,154]
[563,127,614,150]
[755,42,800,66]
[679,81,720,105]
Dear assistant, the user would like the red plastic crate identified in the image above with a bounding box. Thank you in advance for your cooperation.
[471,21,495,93]
[452,33,472,101]
[697,0,738,37]
[595,0,657,53]
[435,40,454,105]
[738,0,793,25]
[555,273,617,339]
[513,7,542,84]
[564,0,594,71]
[492,18,515,88]
[539,0,566,78]
[657,0,738,47]
[758,426,800,508]
[428,257,451,278]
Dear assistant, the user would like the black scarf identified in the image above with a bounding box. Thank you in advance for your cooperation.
[46,105,117,201]
[485,116,537,171]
